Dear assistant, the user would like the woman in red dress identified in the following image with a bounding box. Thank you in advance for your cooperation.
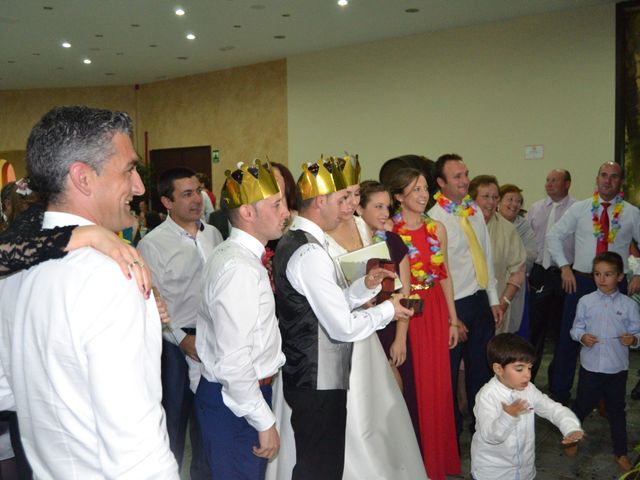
[387,168,461,480]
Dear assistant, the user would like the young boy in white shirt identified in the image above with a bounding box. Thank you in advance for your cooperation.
[471,333,583,480]
[570,251,640,472]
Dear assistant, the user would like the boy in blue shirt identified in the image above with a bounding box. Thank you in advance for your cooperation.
[570,251,640,472]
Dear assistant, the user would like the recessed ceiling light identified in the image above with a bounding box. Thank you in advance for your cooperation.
[233,25,242,28]
[250,4,266,10]
[219,45,235,51]
[273,35,286,39]
[57,67,63,70]
[95,34,104,38]
[186,33,196,40]
[43,6,53,10]
[83,58,92,64]
[7,61,16,64]
[62,42,71,48]
[175,7,185,16]
[405,8,420,13]
[176,56,188,60]
[90,47,100,51]
[105,72,115,76]
[149,44,157,48]
[116,52,124,56]
[131,24,140,27]
[338,0,348,6]
[32,53,40,56]
[282,13,291,17]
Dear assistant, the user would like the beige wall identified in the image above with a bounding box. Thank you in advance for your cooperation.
[137,60,287,196]
[0,60,288,197]
[287,3,615,206]
[0,86,137,178]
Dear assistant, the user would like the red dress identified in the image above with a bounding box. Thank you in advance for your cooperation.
[405,223,461,480]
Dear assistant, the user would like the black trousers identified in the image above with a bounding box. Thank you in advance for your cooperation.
[284,389,347,480]
[528,264,565,382]
[572,367,628,456]
[449,290,495,438]
[0,411,31,479]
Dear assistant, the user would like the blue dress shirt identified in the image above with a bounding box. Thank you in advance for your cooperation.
[570,289,640,374]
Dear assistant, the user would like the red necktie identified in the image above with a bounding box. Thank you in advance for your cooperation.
[596,202,610,255]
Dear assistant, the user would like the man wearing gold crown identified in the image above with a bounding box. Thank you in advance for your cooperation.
[195,159,289,480]
[273,157,413,480]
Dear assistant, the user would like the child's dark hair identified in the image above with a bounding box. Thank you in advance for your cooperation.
[592,251,624,274]
[487,333,535,367]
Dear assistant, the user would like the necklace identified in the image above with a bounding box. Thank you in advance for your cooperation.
[434,191,475,217]
[591,192,624,243]
[388,210,446,286]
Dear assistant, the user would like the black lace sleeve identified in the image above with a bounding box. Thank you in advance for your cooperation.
[0,204,75,275]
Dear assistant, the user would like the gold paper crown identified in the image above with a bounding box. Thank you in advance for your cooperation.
[336,154,361,186]
[297,156,348,201]
[223,159,280,209]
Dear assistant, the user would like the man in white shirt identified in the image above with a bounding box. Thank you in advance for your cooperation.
[273,157,412,480]
[546,161,640,404]
[0,105,178,478]
[137,167,222,478]
[195,160,288,479]
[527,169,575,382]
[427,153,503,442]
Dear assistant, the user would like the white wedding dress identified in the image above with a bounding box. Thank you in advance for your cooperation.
[266,216,427,480]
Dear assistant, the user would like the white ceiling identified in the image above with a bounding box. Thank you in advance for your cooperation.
[0,0,614,91]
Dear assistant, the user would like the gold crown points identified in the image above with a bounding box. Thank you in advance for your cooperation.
[336,153,360,186]
[223,159,280,209]
[298,156,348,201]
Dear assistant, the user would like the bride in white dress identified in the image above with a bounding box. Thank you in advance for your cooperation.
[266,181,427,480]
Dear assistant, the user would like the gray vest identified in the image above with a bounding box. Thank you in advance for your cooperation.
[274,229,352,390]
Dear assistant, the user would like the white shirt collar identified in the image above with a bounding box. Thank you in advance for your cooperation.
[42,211,94,229]
[228,227,265,259]
[289,215,326,245]
[165,214,203,237]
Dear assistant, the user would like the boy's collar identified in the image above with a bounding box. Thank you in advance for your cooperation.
[595,288,620,298]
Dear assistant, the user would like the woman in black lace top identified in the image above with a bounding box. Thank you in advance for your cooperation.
[0,204,150,293]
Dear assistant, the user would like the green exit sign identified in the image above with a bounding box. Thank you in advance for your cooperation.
[212,149,220,164]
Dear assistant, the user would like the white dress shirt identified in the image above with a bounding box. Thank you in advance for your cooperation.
[137,215,223,346]
[285,216,394,342]
[547,197,640,274]
[197,228,285,432]
[0,212,178,480]
[528,195,575,267]
[428,203,499,305]
[471,376,581,480]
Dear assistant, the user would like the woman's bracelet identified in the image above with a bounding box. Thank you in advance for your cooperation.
[502,296,511,306]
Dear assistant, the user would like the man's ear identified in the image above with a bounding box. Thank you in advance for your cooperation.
[492,363,503,376]
[68,161,94,196]
[160,196,173,211]
[237,203,256,222]
[436,176,446,190]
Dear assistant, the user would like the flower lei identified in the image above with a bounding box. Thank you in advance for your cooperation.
[380,210,446,286]
[591,192,624,243]
[434,191,475,217]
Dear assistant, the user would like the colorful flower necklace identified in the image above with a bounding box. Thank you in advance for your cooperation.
[380,210,446,286]
[434,191,475,217]
[591,192,624,243]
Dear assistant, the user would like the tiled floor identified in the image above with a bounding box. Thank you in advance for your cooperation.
[455,341,640,480]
